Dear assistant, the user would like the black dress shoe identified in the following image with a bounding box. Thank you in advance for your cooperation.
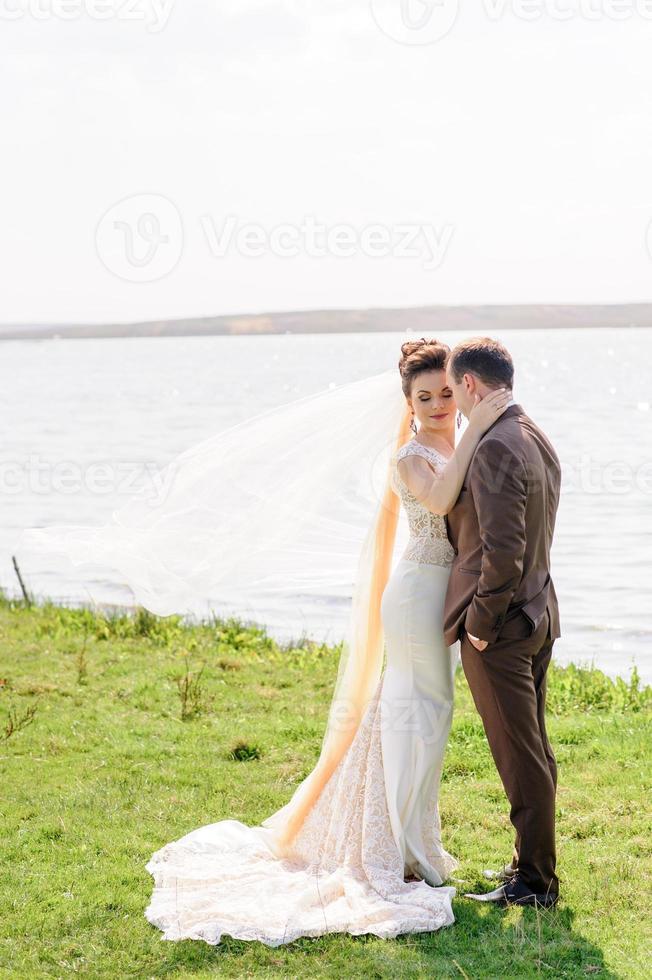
[465,873,558,908]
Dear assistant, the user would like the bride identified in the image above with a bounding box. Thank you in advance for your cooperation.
[138,337,510,946]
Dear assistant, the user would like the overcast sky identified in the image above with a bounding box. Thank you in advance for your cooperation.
[3,0,652,323]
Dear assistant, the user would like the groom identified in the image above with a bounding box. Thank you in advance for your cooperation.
[443,337,561,907]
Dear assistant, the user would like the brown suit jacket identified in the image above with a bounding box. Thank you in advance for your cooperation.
[443,403,562,647]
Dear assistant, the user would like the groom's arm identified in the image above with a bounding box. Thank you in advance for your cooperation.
[464,438,527,644]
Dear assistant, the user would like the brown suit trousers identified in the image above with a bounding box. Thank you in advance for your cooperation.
[444,404,561,895]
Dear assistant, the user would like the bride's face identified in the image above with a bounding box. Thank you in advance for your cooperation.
[408,370,456,433]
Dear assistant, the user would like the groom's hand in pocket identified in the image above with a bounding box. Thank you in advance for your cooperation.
[467,631,489,652]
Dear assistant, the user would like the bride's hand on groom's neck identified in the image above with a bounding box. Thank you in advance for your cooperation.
[466,389,511,438]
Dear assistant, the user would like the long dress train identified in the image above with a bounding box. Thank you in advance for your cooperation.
[144,440,459,945]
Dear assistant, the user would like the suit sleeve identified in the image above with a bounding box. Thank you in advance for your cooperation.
[464,438,527,643]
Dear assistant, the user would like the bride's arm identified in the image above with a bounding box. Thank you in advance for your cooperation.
[397,389,512,516]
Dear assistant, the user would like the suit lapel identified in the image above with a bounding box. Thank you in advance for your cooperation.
[447,403,524,543]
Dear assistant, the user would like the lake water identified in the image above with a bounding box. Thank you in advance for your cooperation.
[2,328,651,683]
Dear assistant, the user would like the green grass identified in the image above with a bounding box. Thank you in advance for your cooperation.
[1,593,650,979]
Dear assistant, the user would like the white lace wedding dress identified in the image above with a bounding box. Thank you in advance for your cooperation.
[144,440,459,946]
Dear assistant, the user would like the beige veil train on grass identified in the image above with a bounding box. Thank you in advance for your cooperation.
[19,364,412,854]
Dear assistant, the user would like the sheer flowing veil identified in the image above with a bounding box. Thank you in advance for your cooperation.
[18,363,413,854]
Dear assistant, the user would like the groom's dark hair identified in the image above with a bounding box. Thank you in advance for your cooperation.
[447,336,514,390]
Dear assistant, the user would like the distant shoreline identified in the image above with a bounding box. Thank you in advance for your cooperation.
[2,302,652,341]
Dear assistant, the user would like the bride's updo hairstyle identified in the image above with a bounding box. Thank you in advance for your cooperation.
[398,338,451,397]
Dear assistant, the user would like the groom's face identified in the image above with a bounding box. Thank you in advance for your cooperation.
[445,365,475,418]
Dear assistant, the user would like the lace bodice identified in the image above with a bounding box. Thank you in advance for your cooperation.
[391,441,455,567]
